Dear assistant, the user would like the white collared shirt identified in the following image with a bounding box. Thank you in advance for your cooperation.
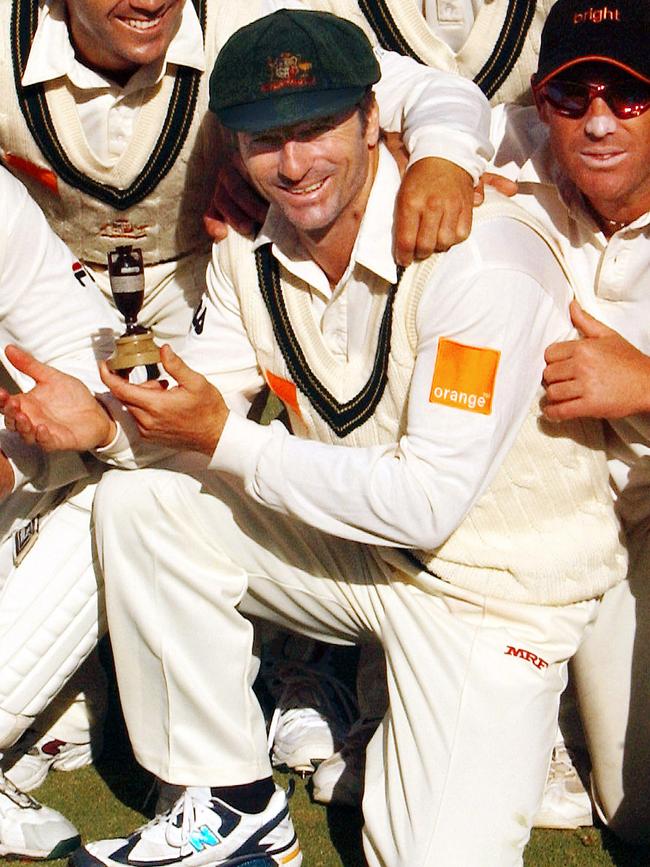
[22,0,205,164]
[416,0,483,52]
[19,0,492,183]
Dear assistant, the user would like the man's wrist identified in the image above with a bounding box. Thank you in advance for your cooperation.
[95,399,118,448]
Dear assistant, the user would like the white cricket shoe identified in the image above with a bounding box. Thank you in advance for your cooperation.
[533,737,593,829]
[0,769,80,859]
[71,786,302,867]
[4,733,95,792]
[266,662,356,775]
[311,716,380,807]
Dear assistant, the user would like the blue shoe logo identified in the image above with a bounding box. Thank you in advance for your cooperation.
[188,825,219,853]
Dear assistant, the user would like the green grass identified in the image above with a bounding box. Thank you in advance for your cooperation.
[10,719,650,867]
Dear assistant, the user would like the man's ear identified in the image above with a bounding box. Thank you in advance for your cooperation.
[536,99,551,125]
[367,99,380,147]
[530,74,549,124]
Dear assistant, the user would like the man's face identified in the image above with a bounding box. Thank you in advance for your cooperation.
[237,100,380,238]
[538,62,650,218]
[65,0,185,78]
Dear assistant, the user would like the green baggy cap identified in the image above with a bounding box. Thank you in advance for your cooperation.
[209,9,381,133]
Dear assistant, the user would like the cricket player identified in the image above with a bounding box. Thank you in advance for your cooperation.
[0,0,491,793]
[488,0,650,845]
[0,165,117,858]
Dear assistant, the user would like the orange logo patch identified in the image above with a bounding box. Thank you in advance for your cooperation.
[429,338,500,415]
[265,370,302,419]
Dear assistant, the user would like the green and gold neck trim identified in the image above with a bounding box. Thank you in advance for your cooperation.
[356,0,536,99]
[255,243,404,439]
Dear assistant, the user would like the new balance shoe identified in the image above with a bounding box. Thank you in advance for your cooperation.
[0,769,80,859]
[265,661,356,776]
[71,785,302,867]
[533,736,593,829]
[4,732,95,792]
[311,716,380,807]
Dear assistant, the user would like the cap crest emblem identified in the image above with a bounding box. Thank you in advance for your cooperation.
[261,54,316,93]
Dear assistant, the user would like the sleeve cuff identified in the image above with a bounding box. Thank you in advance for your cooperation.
[208,411,275,482]
[406,129,492,183]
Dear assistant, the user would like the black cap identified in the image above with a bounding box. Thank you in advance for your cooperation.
[535,0,650,87]
[209,9,380,133]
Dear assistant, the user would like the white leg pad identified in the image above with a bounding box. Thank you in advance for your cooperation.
[0,484,104,749]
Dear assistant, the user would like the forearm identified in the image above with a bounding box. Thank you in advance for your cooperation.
[93,393,175,469]
[375,49,492,181]
[0,448,14,501]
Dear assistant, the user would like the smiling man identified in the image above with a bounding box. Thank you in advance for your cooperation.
[489,0,650,845]
[0,11,628,865]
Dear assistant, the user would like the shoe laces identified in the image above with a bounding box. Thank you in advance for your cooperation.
[169,790,196,847]
[137,788,204,850]
[0,768,41,810]
[266,661,357,750]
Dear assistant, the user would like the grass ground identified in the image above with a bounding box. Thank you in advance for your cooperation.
[8,699,650,867]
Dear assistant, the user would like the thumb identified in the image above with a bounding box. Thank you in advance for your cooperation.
[4,345,55,382]
[570,300,612,338]
[473,178,485,206]
[480,172,518,199]
[160,345,203,390]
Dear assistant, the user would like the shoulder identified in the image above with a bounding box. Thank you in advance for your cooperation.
[0,166,28,208]
[210,230,258,290]
[0,167,35,243]
[432,189,571,307]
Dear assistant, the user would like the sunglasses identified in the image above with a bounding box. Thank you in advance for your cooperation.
[534,78,650,119]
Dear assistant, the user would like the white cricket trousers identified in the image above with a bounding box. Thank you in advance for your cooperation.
[94,461,598,867]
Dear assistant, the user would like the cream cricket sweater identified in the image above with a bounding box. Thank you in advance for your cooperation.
[222,197,624,606]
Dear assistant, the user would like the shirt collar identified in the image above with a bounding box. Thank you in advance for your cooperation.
[22,0,204,91]
[253,143,400,292]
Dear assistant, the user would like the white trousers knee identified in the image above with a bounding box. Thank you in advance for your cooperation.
[95,462,598,867]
